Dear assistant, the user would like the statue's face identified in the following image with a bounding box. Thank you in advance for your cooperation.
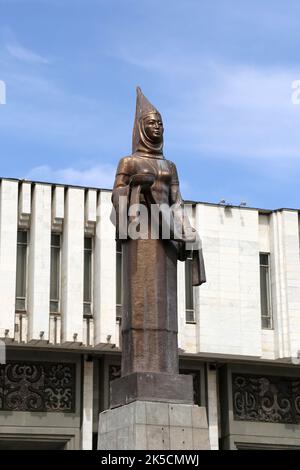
[143,113,164,142]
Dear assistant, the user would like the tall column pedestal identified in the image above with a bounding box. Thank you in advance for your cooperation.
[98,401,210,450]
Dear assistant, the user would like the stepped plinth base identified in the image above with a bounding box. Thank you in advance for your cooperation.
[98,400,210,450]
[110,372,193,409]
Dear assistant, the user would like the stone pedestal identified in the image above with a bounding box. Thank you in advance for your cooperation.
[110,372,193,409]
[98,401,210,450]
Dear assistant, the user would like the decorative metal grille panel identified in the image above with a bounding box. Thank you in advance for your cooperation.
[0,362,76,412]
[232,373,300,424]
[109,365,121,383]
[180,369,201,406]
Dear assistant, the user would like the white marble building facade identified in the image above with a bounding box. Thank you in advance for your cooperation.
[0,177,300,450]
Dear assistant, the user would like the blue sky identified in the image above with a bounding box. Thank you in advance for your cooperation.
[1,0,300,209]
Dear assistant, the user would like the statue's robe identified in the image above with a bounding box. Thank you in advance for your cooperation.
[111,154,205,376]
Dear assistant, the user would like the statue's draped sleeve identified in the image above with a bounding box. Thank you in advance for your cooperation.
[169,162,194,236]
[111,157,133,240]
[169,161,206,287]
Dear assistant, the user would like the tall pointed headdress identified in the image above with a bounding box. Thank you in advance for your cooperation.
[132,87,163,156]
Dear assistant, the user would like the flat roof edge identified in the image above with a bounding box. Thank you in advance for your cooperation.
[0,177,299,212]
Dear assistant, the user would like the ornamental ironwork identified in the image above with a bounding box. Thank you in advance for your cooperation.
[180,369,201,406]
[109,365,121,383]
[232,373,300,424]
[0,362,76,412]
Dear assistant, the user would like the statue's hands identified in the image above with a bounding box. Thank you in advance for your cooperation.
[182,227,197,244]
[130,173,155,188]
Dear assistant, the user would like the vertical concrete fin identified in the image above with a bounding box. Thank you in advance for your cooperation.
[85,189,97,224]
[282,211,300,359]
[18,181,31,228]
[0,180,18,338]
[52,185,64,231]
[61,187,84,343]
[27,184,52,341]
[270,211,294,359]
[94,191,116,346]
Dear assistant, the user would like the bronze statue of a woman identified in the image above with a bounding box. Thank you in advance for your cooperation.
[110,88,205,407]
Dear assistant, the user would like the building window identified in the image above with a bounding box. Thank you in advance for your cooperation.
[116,241,122,319]
[185,254,195,323]
[260,253,273,329]
[83,237,93,315]
[15,230,28,311]
[50,233,61,314]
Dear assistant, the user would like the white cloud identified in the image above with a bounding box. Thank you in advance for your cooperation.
[161,61,300,163]
[6,43,49,64]
[26,164,115,188]
[2,25,300,176]
[112,40,300,163]
[0,68,121,153]
[2,27,49,64]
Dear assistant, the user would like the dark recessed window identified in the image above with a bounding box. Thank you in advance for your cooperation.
[185,254,195,323]
[83,237,93,316]
[260,253,273,329]
[50,233,61,314]
[15,230,28,312]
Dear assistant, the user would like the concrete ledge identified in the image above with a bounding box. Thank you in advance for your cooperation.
[110,372,194,409]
